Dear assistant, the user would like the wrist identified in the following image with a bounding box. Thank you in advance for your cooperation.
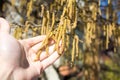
[0,63,14,80]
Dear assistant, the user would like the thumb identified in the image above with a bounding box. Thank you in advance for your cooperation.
[0,17,10,34]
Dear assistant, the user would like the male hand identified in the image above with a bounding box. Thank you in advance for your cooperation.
[0,18,63,80]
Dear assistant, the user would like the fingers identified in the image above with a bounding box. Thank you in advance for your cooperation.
[28,40,63,76]
[22,35,46,47]
[30,40,55,61]
[41,51,62,70]
[0,17,10,34]
[41,40,63,70]
[30,39,54,53]
[39,44,55,61]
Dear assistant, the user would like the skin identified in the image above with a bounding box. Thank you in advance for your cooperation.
[59,65,78,76]
[0,18,63,80]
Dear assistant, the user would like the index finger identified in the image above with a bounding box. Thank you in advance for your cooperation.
[20,35,46,47]
[41,40,63,70]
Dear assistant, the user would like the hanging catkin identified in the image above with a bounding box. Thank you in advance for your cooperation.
[71,36,76,64]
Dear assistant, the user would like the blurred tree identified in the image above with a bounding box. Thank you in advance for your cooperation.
[0,0,5,17]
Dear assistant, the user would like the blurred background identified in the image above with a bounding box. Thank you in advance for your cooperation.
[0,0,120,80]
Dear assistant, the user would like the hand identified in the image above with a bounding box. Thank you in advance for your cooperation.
[58,65,83,79]
[58,65,78,76]
[0,18,63,80]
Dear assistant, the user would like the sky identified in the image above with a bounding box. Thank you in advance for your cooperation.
[100,0,120,25]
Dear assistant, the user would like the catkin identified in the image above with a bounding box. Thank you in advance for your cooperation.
[51,12,55,29]
[75,35,79,57]
[27,0,33,19]
[35,31,55,61]
[41,5,45,17]
[32,27,37,37]
[71,36,76,63]
[41,16,47,35]
[11,0,15,6]
[24,21,30,38]
[106,7,109,20]
[106,25,109,49]
[46,10,50,34]
[60,19,67,54]
[13,27,22,39]
[56,26,63,55]
[72,8,77,29]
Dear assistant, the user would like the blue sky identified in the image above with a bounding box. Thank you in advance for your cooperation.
[100,0,120,24]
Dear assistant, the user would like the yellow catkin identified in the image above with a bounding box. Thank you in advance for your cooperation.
[46,10,50,34]
[41,16,47,35]
[90,22,96,39]
[54,14,64,52]
[41,32,52,49]
[57,4,61,11]
[67,0,72,8]
[50,4,54,12]
[92,22,96,33]
[67,19,71,33]
[61,7,67,18]
[65,35,69,51]
[109,24,112,37]
[41,5,45,17]
[106,7,109,20]
[85,22,92,47]
[55,26,60,40]
[11,0,15,6]
[108,0,111,4]
[99,0,101,6]
[13,27,18,39]
[24,21,30,38]
[32,27,37,37]
[71,36,76,64]
[60,19,67,54]
[93,4,97,20]
[75,35,79,57]
[27,0,33,19]
[98,8,101,16]
[34,50,42,61]
[61,0,64,6]
[89,23,92,45]
[35,31,54,61]
[43,32,54,56]
[55,10,67,54]
[56,26,63,54]
[51,12,55,29]
[72,8,77,29]
[98,0,101,15]
[68,0,73,19]
[13,27,22,39]
[106,25,109,49]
